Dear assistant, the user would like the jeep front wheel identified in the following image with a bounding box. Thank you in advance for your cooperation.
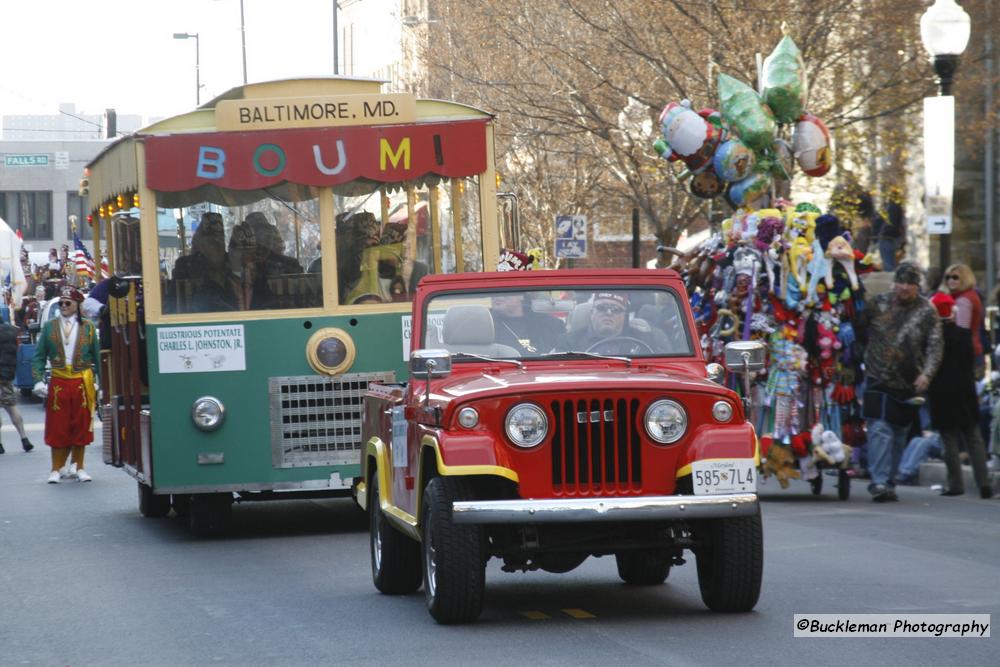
[694,511,763,612]
[615,550,671,585]
[369,474,422,594]
[421,477,485,624]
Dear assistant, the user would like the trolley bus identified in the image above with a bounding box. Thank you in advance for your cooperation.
[83,77,507,535]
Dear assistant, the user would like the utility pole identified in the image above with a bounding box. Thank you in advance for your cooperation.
[333,1,339,75]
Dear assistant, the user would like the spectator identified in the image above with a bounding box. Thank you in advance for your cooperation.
[0,320,34,454]
[927,292,993,499]
[32,286,100,484]
[857,262,943,502]
[940,263,985,377]
[895,408,941,485]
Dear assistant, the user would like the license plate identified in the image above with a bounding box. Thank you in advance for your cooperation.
[691,459,756,495]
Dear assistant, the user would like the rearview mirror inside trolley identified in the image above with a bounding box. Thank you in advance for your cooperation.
[410,349,452,379]
[723,340,766,374]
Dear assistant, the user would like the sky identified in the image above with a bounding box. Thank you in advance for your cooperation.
[0,0,356,124]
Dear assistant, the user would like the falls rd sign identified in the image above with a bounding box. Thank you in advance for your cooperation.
[4,154,48,167]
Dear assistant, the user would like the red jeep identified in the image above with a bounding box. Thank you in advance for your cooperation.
[357,269,764,624]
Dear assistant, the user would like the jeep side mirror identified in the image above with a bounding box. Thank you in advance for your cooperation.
[410,349,452,379]
[723,341,766,374]
[411,349,451,405]
[723,341,766,418]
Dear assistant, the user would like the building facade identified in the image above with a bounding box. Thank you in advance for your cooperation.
[0,138,107,251]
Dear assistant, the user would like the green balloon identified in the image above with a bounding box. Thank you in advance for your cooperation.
[718,73,776,151]
[762,36,807,124]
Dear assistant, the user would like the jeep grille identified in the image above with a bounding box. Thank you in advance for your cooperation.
[269,372,395,468]
[550,398,642,493]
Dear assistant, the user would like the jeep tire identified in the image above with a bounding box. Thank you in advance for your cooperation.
[615,550,671,585]
[369,474,422,594]
[421,477,485,624]
[694,511,763,612]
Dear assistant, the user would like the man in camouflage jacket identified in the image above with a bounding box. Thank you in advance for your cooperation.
[856,262,943,501]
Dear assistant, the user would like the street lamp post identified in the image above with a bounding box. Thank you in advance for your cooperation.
[173,32,202,105]
[920,0,971,273]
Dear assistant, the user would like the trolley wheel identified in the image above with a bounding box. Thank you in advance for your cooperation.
[137,481,171,518]
[189,493,233,537]
[810,473,823,496]
[837,469,851,500]
[171,493,191,518]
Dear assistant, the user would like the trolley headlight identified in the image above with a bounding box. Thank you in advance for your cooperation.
[644,399,687,444]
[457,407,480,429]
[712,400,734,423]
[305,327,356,376]
[505,403,548,448]
[191,396,225,432]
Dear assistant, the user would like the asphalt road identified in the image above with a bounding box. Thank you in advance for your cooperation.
[1,399,997,666]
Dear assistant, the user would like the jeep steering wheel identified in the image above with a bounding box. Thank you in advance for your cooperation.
[585,336,654,356]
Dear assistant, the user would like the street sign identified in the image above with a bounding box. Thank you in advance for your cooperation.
[554,214,587,259]
[925,194,952,235]
[54,151,70,170]
[4,154,48,167]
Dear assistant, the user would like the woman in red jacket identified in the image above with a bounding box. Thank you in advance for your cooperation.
[941,263,985,375]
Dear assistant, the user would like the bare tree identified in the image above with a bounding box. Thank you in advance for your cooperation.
[415,0,989,260]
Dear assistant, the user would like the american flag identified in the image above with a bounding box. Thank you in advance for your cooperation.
[72,232,97,280]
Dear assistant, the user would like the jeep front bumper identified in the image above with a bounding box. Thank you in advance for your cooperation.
[451,493,758,524]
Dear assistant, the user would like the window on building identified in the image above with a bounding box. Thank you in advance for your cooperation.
[0,191,52,240]
[67,193,92,240]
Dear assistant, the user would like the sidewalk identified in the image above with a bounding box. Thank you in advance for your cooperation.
[918,460,1000,493]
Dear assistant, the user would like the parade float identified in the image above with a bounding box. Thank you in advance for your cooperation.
[653,34,875,498]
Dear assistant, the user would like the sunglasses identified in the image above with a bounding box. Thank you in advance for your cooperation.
[594,303,626,316]
[945,274,960,281]
[59,300,75,307]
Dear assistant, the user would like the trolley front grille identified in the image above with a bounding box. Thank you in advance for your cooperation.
[550,397,642,494]
[269,372,395,468]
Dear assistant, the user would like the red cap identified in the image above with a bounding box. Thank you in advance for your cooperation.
[930,291,955,319]
[60,286,85,303]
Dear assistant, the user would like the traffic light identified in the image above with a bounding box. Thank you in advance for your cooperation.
[78,177,90,197]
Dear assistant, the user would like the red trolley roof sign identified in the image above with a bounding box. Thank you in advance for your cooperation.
[144,118,488,192]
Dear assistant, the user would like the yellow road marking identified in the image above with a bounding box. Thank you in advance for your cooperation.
[519,611,550,620]
[561,608,596,619]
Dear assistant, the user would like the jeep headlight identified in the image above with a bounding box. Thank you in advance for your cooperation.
[645,399,686,444]
[191,396,225,432]
[505,403,547,448]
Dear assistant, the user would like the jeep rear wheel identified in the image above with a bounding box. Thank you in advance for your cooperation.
[694,511,763,612]
[615,550,671,585]
[369,474,422,594]
[422,477,485,624]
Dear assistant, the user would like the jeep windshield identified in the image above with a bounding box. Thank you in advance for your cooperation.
[423,287,693,359]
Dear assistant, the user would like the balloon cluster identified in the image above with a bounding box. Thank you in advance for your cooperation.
[653,35,832,208]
